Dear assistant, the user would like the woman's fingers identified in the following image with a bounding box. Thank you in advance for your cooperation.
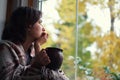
[38,32,48,45]
[40,49,50,63]
[35,49,50,66]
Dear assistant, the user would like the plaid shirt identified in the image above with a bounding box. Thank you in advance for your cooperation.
[0,40,69,80]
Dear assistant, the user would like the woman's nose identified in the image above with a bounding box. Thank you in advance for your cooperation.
[42,27,45,31]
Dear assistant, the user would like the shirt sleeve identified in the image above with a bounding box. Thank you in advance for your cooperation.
[39,67,70,80]
[0,44,43,80]
[0,43,69,80]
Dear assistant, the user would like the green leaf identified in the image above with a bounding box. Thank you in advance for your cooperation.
[103,66,110,74]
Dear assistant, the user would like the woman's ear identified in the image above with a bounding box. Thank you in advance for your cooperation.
[29,25,32,28]
[27,25,32,31]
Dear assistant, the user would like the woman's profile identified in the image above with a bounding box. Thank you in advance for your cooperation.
[0,7,69,80]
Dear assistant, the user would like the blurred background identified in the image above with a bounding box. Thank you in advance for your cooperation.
[1,0,120,80]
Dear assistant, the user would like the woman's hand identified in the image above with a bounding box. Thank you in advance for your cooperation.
[34,31,48,54]
[36,31,48,46]
[31,49,50,69]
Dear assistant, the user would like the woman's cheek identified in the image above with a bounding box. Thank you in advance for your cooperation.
[37,29,43,38]
[33,23,43,38]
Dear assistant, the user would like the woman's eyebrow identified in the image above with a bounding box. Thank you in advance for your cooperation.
[38,20,42,24]
[40,20,42,23]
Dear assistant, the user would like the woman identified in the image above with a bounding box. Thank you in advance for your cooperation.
[0,7,69,80]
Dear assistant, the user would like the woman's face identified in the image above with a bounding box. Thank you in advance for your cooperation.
[28,19,45,40]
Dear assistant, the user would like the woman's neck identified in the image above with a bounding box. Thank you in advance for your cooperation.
[22,41,33,52]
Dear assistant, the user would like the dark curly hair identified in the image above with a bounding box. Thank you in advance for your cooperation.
[2,7,42,43]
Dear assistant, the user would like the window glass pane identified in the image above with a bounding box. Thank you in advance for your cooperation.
[39,0,120,80]
[38,0,75,80]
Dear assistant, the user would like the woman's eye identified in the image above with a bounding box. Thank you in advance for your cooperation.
[38,20,42,24]
[38,21,40,24]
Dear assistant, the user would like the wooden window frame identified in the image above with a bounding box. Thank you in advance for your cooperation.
[6,0,34,23]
